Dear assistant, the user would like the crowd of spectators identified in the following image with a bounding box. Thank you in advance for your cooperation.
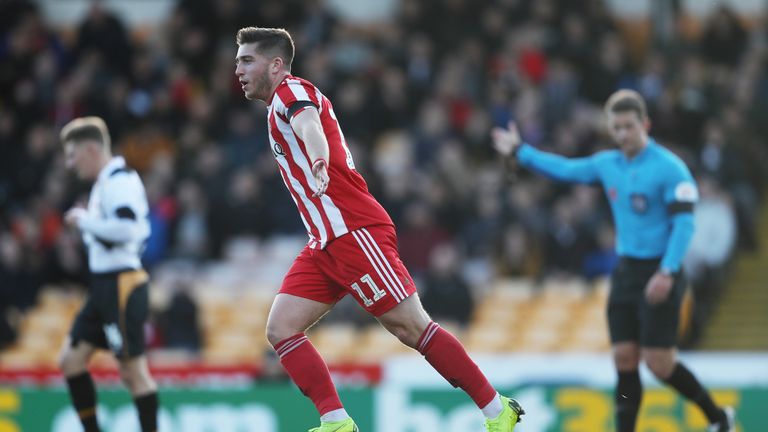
[1,0,765,349]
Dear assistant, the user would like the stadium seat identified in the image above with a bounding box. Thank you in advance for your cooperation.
[353,325,411,362]
[310,323,360,363]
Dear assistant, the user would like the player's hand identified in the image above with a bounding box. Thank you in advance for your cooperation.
[64,207,88,228]
[311,158,330,197]
[491,121,522,157]
[645,271,674,304]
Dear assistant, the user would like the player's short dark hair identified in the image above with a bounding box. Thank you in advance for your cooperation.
[604,89,648,120]
[60,116,111,150]
[236,27,294,70]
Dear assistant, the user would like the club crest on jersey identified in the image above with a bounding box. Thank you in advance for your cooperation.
[630,193,648,213]
[272,142,286,157]
[674,181,698,203]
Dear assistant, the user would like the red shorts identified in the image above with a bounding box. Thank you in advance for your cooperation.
[280,225,417,316]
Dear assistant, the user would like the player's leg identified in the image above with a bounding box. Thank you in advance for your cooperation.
[271,244,355,428]
[643,347,731,430]
[118,356,158,432]
[640,274,732,431]
[608,260,645,432]
[60,339,100,432]
[376,294,523,430]
[334,226,522,429]
[60,297,103,432]
[266,293,351,425]
[611,341,642,432]
[377,295,492,404]
[339,227,496,409]
[102,271,158,432]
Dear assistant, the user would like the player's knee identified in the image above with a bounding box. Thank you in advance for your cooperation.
[119,359,156,395]
[613,349,640,371]
[379,310,429,349]
[384,323,420,349]
[119,364,150,394]
[645,360,672,379]
[119,364,136,389]
[265,324,291,348]
[57,350,72,374]
[643,355,675,380]
[58,346,85,376]
[390,327,412,347]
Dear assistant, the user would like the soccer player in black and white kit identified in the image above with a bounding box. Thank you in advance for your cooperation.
[58,117,158,432]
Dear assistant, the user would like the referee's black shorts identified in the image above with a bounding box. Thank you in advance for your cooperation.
[607,257,686,348]
[70,268,150,359]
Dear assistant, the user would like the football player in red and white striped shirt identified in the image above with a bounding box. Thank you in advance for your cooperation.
[235,27,523,432]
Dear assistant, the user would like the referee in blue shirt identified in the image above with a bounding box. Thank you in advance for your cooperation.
[492,90,734,432]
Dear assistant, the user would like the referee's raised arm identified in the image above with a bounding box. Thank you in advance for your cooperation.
[491,120,601,184]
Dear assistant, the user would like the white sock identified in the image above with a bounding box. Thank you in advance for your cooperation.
[320,408,350,422]
[481,393,503,419]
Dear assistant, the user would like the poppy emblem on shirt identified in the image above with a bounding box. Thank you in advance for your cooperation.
[630,193,648,213]
[608,187,617,201]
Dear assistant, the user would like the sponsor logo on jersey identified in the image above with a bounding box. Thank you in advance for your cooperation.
[273,143,286,157]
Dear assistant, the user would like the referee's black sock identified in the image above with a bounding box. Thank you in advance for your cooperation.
[65,372,101,432]
[134,392,159,432]
[663,362,725,424]
[615,370,642,432]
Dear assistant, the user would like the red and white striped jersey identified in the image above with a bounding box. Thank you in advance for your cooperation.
[267,75,393,249]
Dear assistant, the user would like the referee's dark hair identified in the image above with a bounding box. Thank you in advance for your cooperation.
[236,27,295,70]
[604,89,648,121]
[60,116,111,151]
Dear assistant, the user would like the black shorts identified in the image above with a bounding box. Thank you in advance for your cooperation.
[70,269,150,359]
[607,257,686,348]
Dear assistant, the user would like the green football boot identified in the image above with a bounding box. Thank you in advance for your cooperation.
[308,417,359,432]
[484,396,525,432]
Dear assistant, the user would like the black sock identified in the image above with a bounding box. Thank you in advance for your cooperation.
[616,370,642,432]
[134,392,159,432]
[65,372,100,432]
[664,363,724,424]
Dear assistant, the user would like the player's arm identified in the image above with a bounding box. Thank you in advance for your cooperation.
[645,164,697,304]
[492,121,599,184]
[660,167,698,275]
[65,176,147,243]
[290,106,329,197]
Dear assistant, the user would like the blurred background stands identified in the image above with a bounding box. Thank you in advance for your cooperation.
[1,0,767,370]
